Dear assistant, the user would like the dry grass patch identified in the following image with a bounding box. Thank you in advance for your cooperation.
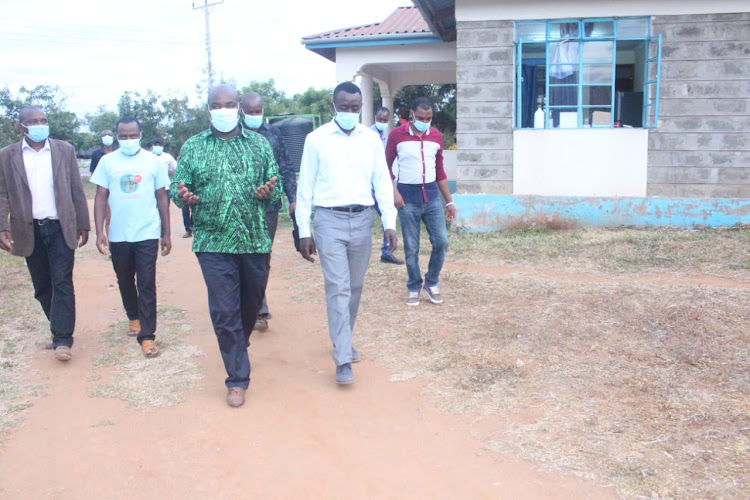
[0,253,50,435]
[89,305,204,409]
[354,226,750,499]
[448,227,750,278]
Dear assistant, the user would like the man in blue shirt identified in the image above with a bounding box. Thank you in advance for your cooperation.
[370,106,404,265]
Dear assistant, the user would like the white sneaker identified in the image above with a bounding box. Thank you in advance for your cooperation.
[423,284,444,304]
[406,291,420,306]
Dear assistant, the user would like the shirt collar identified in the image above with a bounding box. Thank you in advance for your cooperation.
[325,120,365,137]
[22,138,51,152]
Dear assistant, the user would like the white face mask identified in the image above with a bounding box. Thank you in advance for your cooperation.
[333,104,360,131]
[102,135,114,146]
[210,107,239,133]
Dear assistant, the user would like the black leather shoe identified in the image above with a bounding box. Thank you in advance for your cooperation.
[380,254,404,265]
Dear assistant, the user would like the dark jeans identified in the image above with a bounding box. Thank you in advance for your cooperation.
[196,252,269,389]
[398,196,449,292]
[182,206,192,232]
[258,210,279,317]
[110,239,159,343]
[25,220,76,348]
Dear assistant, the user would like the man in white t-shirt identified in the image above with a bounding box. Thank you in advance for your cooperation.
[151,138,177,206]
[90,116,171,358]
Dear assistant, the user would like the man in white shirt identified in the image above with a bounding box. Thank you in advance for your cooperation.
[296,82,398,385]
[90,116,171,358]
[0,106,90,361]
[151,138,177,206]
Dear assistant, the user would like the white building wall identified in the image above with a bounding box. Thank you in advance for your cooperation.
[513,130,649,197]
[456,0,750,21]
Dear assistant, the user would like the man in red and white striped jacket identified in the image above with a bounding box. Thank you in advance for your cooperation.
[385,97,457,307]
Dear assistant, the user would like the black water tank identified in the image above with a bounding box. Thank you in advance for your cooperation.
[268,116,315,173]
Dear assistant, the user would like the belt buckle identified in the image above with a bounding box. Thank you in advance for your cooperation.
[36,219,47,226]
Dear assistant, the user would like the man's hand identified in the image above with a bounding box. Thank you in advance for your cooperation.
[393,189,405,209]
[299,237,317,263]
[445,203,457,222]
[177,182,200,206]
[161,235,172,256]
[0,231,13,253]
[96,233,109,255]
[288,201,296,215]
[77,230,89,248]
[255,176,277,200]
[384,228,398,253]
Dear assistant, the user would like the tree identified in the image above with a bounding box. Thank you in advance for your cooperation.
[289,87,333,124]
[395,84,457,146]
[0,85,88,150]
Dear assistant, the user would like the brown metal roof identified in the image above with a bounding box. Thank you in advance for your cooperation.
[302,6,431,41]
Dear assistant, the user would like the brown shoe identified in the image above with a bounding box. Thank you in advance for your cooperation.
[226,387,245,407]
[141,340,160,358]
[127,319,141,337]
[54,345,72,362]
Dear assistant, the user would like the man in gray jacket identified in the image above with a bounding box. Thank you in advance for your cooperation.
[0,106,90,361]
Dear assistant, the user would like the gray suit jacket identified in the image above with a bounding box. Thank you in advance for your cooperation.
[0,138,90,257]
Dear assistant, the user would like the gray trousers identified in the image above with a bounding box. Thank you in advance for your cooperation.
[313,207,374,366]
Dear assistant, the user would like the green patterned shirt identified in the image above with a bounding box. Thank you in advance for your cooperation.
[171,128,280,254]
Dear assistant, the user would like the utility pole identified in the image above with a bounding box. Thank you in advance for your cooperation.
[192,0,224,89]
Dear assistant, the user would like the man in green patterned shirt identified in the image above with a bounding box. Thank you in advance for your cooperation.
[172,84,280,408]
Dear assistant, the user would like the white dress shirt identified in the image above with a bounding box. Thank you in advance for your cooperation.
[296,121,396,239]
[22,139,58,219]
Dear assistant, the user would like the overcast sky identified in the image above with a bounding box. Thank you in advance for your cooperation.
[0,0,412,117]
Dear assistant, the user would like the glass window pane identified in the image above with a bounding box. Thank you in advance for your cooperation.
[557,110,579,128]
[583,86,613,106]
[583,65,613,84]
[583,41,613,62]
[549,86,579,106]
[584,21,614,38]
[617,18,649,38]
[549,41,580,79]
[516,22,546,41]
[549,22,580,39]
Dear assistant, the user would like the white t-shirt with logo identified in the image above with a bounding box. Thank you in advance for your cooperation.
[90,149,169,243]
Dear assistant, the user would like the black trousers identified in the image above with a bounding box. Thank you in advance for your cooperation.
[258,210,279,317]
[25,220,76,348]
[110,239,159,343]
[182,206,192,232]
[196,252,269,389]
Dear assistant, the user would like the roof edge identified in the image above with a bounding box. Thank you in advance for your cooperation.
[301,31,440,47]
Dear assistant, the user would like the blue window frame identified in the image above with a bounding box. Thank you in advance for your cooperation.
[515,18,662,130]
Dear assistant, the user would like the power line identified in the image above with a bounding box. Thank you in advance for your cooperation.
[192,0,224,88]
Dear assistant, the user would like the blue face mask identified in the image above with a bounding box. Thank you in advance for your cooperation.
[119,138,141,156]
[102,135,114,146]
[333,104,360,131]
[210,107,239,133]
[413,120,431,133]
[152,146,164,155]
[244,114,263,130]
[24,124,50,143]
[374,121,386,132]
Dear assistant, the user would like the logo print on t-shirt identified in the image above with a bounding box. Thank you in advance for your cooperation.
[119,174,140,194]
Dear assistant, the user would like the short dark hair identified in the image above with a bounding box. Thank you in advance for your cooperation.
[411,97,433,112]
[333,81,362,101]
[115,116,142,132]
[375,106,390,115]
[152,138,164,146]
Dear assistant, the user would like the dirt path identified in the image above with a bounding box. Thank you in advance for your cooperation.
[0,206,613,499]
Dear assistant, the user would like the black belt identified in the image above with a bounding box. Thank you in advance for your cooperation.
[322,205,369,213]
[33,218,59,226]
